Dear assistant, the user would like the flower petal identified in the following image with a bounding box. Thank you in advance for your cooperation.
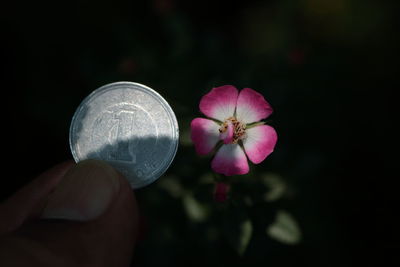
[243,125,277,164]
[220,121,234,144]
[199,85,238,121]
[190,118,220,155]
[211,144,249,176]
[236,88,273,124]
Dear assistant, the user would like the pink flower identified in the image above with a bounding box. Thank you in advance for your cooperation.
[191,85,277,176]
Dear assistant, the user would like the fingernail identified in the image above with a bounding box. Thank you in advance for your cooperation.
[42,160,120,221]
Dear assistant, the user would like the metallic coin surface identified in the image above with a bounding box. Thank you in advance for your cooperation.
[69,82,179,188]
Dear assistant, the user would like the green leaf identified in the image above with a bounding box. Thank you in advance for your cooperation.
[182,194,209,222]
[267,210,301,245]
[158,175,184,198]
[221,207,252,256]
[238,219,253,256]
[262,173,286,202]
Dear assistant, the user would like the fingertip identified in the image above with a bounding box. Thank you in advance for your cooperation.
[0,160,76,235]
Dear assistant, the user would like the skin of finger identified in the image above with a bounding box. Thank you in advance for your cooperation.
[0,161,74,235]
[0,171,138,267]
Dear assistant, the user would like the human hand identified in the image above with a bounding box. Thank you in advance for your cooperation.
[0,160,139,267]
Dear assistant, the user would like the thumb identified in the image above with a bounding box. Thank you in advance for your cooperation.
[42,159,122,221]
[1,160,139,267]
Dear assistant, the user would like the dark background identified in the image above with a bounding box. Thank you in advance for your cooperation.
[1,0,398,266]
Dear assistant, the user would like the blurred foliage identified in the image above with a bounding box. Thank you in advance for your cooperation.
[1,0,398,266]
[267,210,301,245]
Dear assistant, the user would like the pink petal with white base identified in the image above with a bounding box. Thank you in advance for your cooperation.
[191,118,220,155]
[211,144,249,176]
[199,85,238,121]
[243,125,277,164]
[236,88,273,124]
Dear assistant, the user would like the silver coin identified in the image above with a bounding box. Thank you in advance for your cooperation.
[69,82,179,189]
